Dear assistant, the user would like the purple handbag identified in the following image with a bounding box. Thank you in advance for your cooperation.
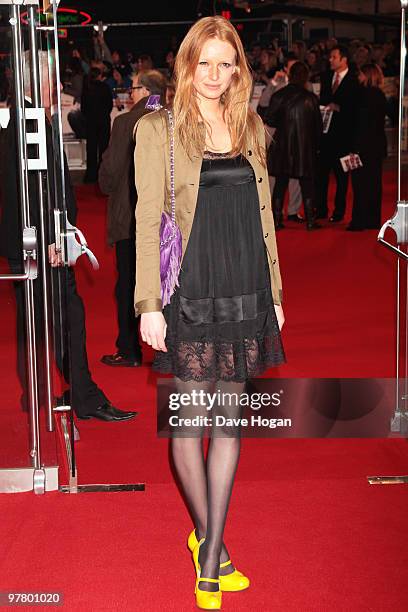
[144,99,182,307]
[145,95,183,308]
[159,108,182,307]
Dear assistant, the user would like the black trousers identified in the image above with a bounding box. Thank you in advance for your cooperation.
[316,149,350,219]
[114,239,141,358]
[273,175,314,202]
[85,119,110,182]
[350,156,383,229]
[11,261,107,417]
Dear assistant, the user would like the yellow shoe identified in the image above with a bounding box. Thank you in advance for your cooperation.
[195,577,222,610]
[193,537,222,610]
[188,529,250,592]
[218,559,250,592]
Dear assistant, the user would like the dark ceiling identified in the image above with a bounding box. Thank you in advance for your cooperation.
[60,0,224,22]
[59,0,400,26]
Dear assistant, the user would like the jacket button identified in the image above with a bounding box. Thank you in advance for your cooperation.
[258,177,263,183]
[248,150,252,156]
[261,205,265,210]
[264,233,268,238]
[273,259,276,264]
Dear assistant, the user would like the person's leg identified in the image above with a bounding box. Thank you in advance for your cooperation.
[315,150,330,218]
[10,259,45,411]
[300,176,320,230]
[114,239,141,359]
[171,377,210,542]
[97,120,111,169]
[364,158,383,229]
[272,175,289,228]
[332,157,349,220]
[85,123,98,182]
[349,166,365,229]
[62,268,107,416]
[171,377,240,584]
[287,179,303,216]
[197,380,245,592]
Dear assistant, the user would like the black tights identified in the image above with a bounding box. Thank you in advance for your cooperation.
[171,377,246,592]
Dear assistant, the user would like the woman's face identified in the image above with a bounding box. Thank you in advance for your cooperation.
[193,37,236,101]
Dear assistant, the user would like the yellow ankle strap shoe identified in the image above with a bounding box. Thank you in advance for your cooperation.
[195,577,222,610]
[188,529,250,592]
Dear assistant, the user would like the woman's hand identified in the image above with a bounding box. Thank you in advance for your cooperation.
[274,304,285,331]
[140,311,168,352]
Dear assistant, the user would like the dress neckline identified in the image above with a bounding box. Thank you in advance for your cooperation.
[203,150,236,160]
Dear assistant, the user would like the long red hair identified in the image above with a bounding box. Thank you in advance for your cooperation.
[173,16,265,164]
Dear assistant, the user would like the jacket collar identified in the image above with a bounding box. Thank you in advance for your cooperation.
[129,96,150,114]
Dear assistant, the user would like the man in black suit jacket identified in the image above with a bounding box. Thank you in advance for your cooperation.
[316,45,360,221]
[99,70,167,367]
[0,53,136,421]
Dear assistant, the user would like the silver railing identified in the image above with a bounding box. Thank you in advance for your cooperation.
[369,0,408,485]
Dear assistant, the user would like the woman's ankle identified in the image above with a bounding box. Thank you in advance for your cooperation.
[196,526,206,541]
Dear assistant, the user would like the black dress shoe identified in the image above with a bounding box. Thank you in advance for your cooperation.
[287,214,304,223]
[77,402,138,421]
[329,215,344,223]
[101,352,142,367]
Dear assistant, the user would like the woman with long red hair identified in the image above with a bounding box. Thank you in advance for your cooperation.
[134,16,285,609]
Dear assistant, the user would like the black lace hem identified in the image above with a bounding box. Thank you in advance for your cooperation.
[152,329,286,383]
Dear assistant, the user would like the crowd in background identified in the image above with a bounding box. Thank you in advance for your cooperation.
[55,33,400,112]
[0,31,400,113]
[0,31,400,128]
[0,29,401,226]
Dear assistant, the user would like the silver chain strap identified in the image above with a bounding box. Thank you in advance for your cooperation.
[159,108,177,248]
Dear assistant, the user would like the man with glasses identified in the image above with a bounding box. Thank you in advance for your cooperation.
[99,70,167,367]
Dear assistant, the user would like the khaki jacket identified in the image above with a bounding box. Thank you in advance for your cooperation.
[133,108,283,316]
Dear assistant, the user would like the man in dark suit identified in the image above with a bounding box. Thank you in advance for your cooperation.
[316,45,360,222]
[0,51,136,421]
[99,70,167,367]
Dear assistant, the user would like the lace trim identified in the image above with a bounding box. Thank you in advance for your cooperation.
[152,330,286,382]
[203,150,235,160]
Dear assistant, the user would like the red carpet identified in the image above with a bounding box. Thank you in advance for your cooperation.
[1,169,408,611]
